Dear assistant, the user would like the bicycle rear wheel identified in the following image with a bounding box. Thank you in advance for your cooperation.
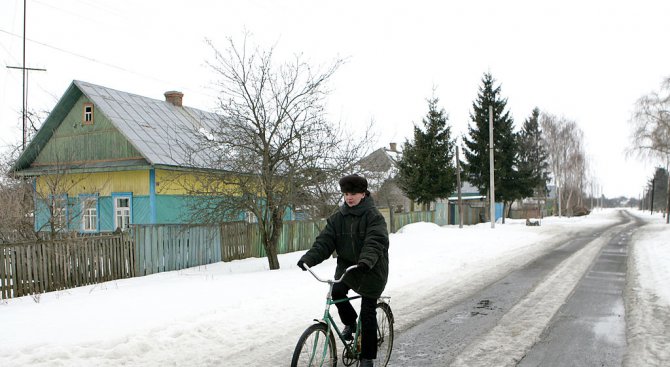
[291,323,338,367]
[376,302,394,367]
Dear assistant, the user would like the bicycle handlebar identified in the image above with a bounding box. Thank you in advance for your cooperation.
[304,264,359,284]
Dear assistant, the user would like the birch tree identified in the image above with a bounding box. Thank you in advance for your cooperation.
[628,77,670,223]
[540,113,589,216]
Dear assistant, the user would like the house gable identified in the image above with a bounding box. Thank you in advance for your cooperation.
[32,94,144,167]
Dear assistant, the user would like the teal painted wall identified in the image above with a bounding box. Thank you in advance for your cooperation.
[99,197,113,231]
[156,195,192,223]
[133,197,151,224]
[34,193,296,232]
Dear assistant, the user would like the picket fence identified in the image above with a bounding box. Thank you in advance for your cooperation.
[0,235,134,300]
[1,209,442,300]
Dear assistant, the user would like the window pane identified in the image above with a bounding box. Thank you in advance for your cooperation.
[114,196,131,230]
[82,198,97,231]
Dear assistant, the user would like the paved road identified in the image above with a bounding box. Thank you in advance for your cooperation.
[389,211,642,367]
[518,215,641,366]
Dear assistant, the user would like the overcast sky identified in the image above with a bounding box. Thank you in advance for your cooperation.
[1,0,669,198]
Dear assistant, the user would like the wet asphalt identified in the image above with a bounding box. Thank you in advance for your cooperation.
[389,211,640,367]
[517,214,641,366]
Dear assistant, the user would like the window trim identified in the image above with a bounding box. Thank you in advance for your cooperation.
[80,194,99,233]
[83,102,94,125]
[245,211,258,224]
[112,192,133,231]
[49,194,68,233]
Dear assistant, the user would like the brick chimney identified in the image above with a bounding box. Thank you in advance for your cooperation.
[389,142,397,152]
[164,91,184,107]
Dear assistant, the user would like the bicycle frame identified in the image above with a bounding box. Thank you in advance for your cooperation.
[306,265,362,359]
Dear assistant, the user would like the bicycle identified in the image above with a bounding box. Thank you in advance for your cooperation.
[291,264,394,367]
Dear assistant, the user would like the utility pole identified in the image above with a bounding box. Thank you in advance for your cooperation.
[489,105,495,228]
[456,146,463,228]
[650,177,655,215]
[7,66,46,149]
[6,0,46,150]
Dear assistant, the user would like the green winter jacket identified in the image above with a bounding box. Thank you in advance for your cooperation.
[300,195,389,299]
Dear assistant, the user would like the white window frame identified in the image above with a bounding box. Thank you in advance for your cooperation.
[83,102,94,125]
[245,211,258,224]
[51,195,68,232]
[81,195,98,232]
[113,193,132,231]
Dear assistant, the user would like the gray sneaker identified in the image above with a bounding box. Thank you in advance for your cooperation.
[359,358,374,367]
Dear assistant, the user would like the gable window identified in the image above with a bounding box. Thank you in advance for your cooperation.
[113,194,132,231]
[81,196,98,232]
[83,102,94,125]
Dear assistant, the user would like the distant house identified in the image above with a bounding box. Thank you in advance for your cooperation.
[11,80,261,234]
[357,143,414,213]
[446,181,488,225]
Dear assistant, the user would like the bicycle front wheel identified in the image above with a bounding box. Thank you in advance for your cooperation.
[291,323,338,367]
[376,302,394,367]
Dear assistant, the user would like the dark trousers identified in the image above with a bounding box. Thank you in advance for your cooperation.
[332,282,378,359]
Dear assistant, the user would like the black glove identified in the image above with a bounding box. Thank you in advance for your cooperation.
[358,262,370,272]
[297,260,309,271]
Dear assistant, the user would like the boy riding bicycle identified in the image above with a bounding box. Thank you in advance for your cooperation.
[298,174,390,367]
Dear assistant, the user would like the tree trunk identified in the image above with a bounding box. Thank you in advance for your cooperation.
[387,199,395,233]
[262,214,283,270]
[566,189,574,217]
[502,201,507,224]
[666,175,670,224]
[264,239,280,270]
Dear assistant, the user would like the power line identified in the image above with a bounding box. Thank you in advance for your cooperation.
[0,28,164,82]
[0,27,217,102]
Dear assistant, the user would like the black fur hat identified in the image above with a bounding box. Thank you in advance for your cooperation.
[339,174,368,193]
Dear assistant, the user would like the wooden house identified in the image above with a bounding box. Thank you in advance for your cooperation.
[11,80,247,234]
[356,143,413,212]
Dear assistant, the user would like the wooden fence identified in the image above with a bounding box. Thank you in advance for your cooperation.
[1,209,439,300]
[0,234,134,300]
[133,220,327,267]
[132,225,222,276]
[241,220,326,259]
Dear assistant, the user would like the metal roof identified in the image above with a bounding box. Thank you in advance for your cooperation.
[75,80,221,168]
[12,80,225,174]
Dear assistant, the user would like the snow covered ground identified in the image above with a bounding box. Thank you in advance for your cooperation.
[1,209,668,366]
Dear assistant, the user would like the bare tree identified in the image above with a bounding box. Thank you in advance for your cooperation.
[628,77,670,223]
[0,144,35,242]
[19,142,105,240]
[178,35,371,270]
[35,157,104,240]
[0,108,55,242]
[541,113,590,216]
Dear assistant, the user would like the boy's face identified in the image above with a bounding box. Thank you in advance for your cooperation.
[343,192,366,207]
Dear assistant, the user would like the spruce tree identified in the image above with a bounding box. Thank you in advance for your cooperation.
[397,96,457,208]
[462,73,520,221]
[517,107,551,199]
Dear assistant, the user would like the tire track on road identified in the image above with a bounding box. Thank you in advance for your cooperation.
[449,222,623,367]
